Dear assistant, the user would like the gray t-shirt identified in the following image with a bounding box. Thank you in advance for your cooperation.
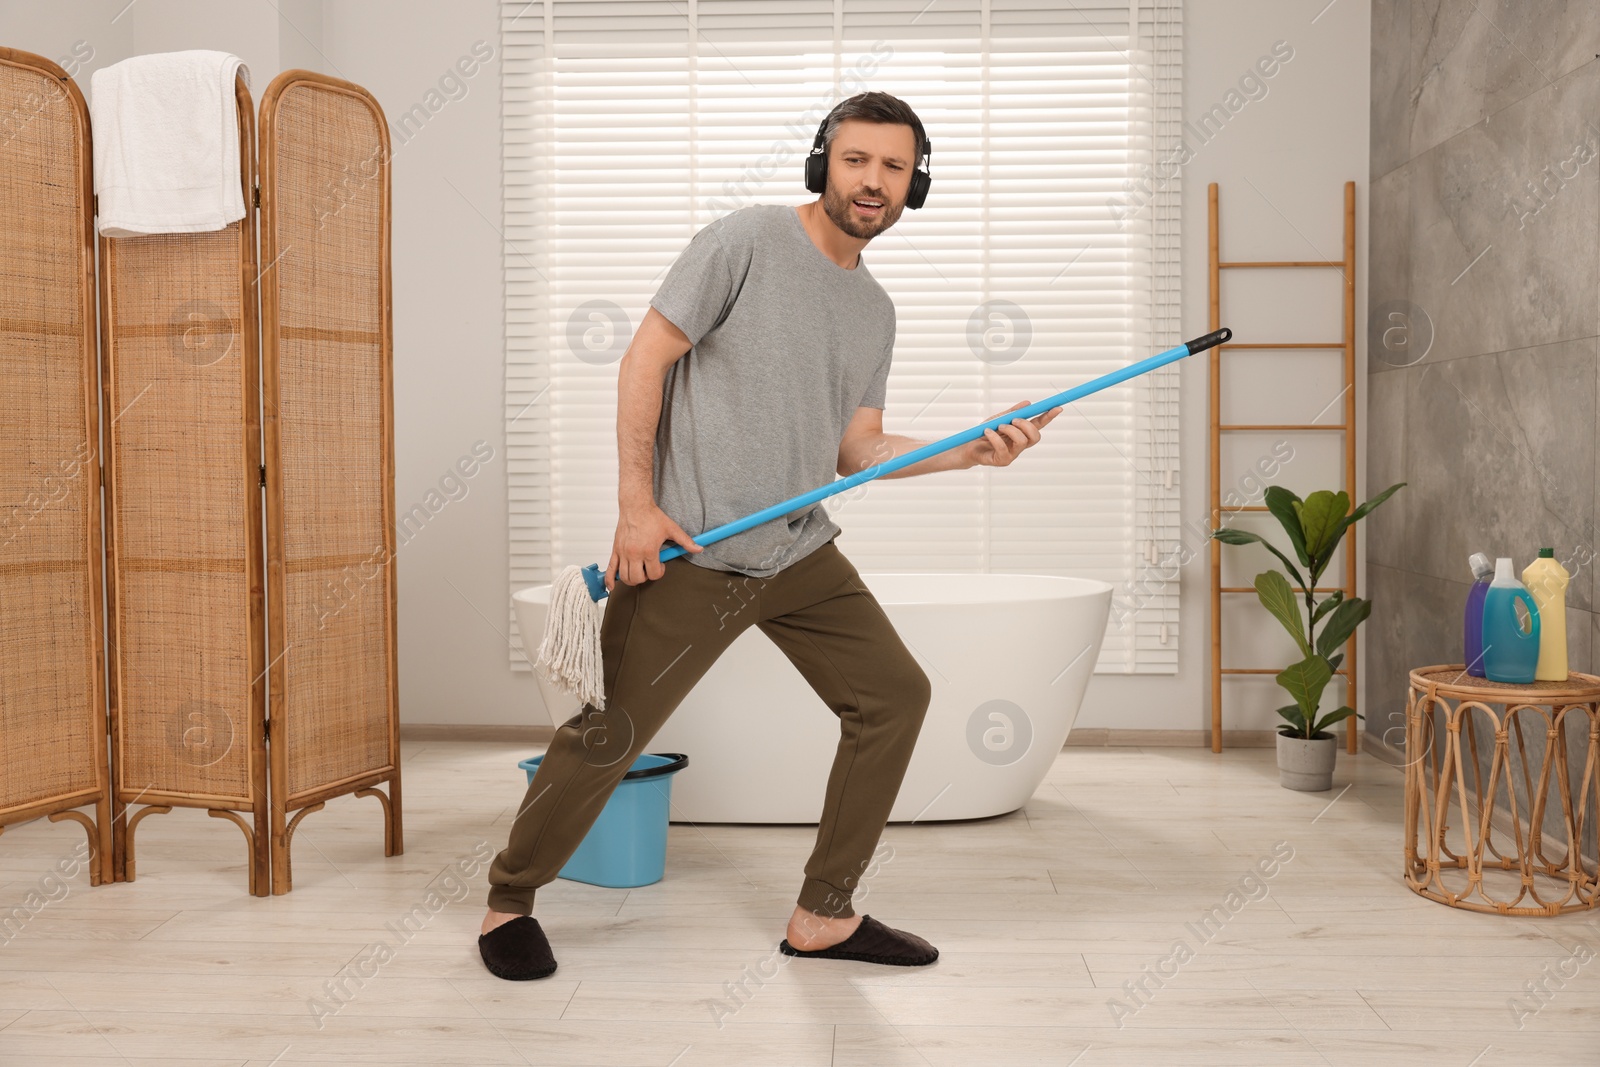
[646,204,895,577]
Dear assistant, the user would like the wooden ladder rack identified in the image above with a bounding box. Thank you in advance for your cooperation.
[1208,180,1358,755]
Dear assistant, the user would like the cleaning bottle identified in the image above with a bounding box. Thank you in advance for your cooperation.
[1464,552,1493,677]
[1521,548,1570,682]
[1481,557,1540,685]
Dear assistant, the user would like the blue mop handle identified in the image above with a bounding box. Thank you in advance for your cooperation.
[581,327,1231,600]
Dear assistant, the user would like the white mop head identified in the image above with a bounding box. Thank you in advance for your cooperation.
[534,565,607,710]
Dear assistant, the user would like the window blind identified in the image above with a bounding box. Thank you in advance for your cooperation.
[500,0,1183,673]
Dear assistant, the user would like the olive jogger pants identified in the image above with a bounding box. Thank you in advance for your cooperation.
[486,537,932,919]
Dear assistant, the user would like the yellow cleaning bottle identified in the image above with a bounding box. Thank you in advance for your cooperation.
[1522,548,1570,682]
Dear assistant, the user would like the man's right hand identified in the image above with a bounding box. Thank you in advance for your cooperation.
[606,502,703,591]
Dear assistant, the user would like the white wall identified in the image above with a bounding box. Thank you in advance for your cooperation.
[3,1,124,83]
[316,3,523,728]
[2,0,293,93]
[1078,0,1372,736]
[1,0,1370,734]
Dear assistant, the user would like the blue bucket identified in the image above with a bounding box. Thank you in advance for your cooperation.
[516,752,689,888]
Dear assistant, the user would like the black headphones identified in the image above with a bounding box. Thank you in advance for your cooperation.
[803,114,932,210]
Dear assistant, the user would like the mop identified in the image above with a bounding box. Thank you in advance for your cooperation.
[535,327,1232,708]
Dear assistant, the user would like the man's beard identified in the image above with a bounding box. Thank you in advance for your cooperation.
[821,181,904,240]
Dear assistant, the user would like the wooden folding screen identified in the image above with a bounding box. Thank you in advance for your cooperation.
[98,74,271,893]
[0,59,398,897]
[259,71,400,895]
[0,48,112,883]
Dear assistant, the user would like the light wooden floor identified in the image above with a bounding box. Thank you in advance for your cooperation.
[2,741,1598,1065]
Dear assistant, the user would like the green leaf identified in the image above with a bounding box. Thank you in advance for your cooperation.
[1313,705,1358,735]
[1347,481,1406,524]
[1275,703,1311,734]
[1294,490,1350,560]
[1263,486,1311,567]
[1211,527,1307,590]
[1315,597,1372,660]
[1254,571,1311,656]
[1323,482,1407,565]
[1325,652,1344,672]
[1311,589,1344,624]
[1276,655,1333,719]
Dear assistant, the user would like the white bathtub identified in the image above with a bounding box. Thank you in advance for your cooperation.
[512,572,1112,823]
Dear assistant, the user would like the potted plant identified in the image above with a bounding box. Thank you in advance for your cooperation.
[1211,483,1404,791]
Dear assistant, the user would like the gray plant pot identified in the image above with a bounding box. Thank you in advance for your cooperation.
[1276,731,1337,792]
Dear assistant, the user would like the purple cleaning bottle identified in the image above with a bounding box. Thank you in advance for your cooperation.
[1464,552,1492,677]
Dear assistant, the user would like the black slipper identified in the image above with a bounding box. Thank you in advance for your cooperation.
[478,916,558,980]
[778,914,939,966]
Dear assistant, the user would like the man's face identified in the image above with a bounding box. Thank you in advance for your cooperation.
[820,119,918,240]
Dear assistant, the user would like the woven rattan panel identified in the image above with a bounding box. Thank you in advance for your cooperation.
[262,76,396,803]
[0,54,105,817]
[102,88,262,808]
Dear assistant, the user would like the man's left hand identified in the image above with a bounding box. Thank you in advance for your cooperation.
[964,401,1061,468]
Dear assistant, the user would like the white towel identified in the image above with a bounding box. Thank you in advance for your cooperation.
[89,51,251,238]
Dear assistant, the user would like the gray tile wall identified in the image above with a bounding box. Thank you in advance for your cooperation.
[1368,1,1600,859]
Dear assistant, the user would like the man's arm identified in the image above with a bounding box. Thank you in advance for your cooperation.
[607,306,704,590]
[835,402,1061,479]
[616,307,692,508]
[835,406,967,479]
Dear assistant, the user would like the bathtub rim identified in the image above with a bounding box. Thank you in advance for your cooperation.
[841,571,1114,607]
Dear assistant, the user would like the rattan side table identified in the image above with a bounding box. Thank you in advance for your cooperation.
[1404,665,1600,915]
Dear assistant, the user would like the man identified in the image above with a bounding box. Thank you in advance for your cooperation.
[478,91,1060,980]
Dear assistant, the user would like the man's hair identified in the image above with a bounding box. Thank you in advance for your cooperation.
[820,91,926,161]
